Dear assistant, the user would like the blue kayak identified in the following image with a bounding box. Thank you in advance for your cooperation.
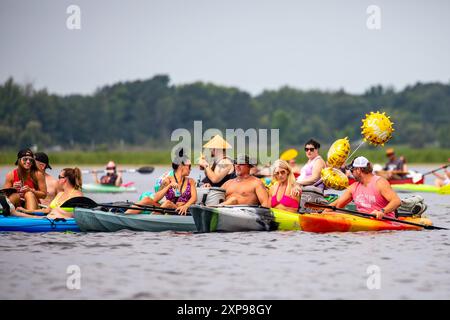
[0,216,80,233]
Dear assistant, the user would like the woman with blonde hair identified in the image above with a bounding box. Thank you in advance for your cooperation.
[269,160,301,213]
[17,167,83,219]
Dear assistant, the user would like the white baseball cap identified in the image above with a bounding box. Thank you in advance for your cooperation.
[351,156,370,168]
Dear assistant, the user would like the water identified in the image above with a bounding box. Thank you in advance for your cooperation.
[1,165,449,299]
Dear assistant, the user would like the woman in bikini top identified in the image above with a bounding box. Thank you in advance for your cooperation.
[270,159,300,213]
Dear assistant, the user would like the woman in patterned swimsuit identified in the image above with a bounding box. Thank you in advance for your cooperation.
[154,158,197,215]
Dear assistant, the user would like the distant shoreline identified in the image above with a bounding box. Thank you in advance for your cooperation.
[0,148,448,166]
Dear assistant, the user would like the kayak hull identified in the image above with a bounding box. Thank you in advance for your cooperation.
[82,183,137,194]
[0,216,80,233]
[190,205,432,233]
[392,184,450,195]
[74,208,196,232]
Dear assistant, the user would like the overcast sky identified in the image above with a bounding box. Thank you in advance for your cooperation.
[1,0,449,96]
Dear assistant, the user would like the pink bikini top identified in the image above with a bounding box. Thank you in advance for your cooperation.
[271,183,300,209]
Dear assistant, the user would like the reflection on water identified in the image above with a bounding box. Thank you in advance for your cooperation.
[0,166,449,299]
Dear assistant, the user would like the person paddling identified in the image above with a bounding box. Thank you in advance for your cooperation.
[327,156,401,219]
[3,149,47,210]
[93,161,123,186]
[34,152,61,207]
[269,160,300,213]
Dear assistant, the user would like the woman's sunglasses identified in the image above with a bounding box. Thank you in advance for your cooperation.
[304,147,316,152]
[21,157,35,163]
[274,170,287,176]
[58,175,66,180]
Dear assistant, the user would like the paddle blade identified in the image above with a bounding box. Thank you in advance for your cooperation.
[61,196,98,208]
[280,149,298,161]
[136,166,155,174]
[0,188,18,197]
[304,202,331,210]
[411,172,424,184]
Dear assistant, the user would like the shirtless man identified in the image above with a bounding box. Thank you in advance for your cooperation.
[35,152,61,207]
[220,155,269,207]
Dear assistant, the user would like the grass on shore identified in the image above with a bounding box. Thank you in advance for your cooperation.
[0,147,449,165]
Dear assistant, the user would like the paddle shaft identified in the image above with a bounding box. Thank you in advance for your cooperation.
[421,164,449,177]
[82,166,154,174]
[304,202,448,230]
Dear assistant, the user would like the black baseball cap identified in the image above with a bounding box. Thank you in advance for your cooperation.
[234,154,256,167]
[34,152,52,170]
[15,149,34,165]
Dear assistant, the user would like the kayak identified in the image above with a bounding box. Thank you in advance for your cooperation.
[190,205,433,233]
[392,184,450,195]
[82,183,137,194]
[0,215,80,233]
[73,208,196,232]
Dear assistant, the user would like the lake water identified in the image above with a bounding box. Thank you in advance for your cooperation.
[1,165,449,299]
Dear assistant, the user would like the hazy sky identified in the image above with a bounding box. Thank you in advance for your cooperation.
[1,0,449,95]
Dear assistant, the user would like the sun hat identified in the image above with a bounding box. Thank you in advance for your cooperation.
[203,135,232,149]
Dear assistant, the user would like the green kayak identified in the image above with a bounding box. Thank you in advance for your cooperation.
[392,184,450,195]
[82,183,137,194]
[73,208,196,232]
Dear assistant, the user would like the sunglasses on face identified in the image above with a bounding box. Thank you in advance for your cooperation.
[58,175,66,180]
[106,167,116,170]
[304,147,315,152]
[21,157,34,163]
[274,170,287,176]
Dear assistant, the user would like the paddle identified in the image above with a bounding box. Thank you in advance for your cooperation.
[61,196,180,215]
[412,164,449,184]
[280,149,299,161]
[81,166,155,175]
[0,188,17,197]
[304,202,448,230]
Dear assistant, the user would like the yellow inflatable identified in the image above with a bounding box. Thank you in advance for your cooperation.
[361,111,394,146]
[321,167,349,190]
[327,137,351,168]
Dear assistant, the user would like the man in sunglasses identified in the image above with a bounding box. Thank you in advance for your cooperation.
[2,149,47,210]
[219,155,269,206]
[327,156,401,219]
[93,161,123,186]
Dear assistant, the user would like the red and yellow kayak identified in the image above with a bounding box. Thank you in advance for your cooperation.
[191,205,433,233]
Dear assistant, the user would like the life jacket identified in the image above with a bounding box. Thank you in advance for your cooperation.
[100,173,118,186]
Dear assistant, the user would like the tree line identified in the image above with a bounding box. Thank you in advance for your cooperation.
[0,75,449,150]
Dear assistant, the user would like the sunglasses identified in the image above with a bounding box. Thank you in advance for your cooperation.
[21,157,35,163]
[304,147,316,152]
[106,167,116,170]
[58,175,66,180]
[274,170,287,176]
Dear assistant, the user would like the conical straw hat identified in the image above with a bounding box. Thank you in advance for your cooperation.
[203,135,232,149]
